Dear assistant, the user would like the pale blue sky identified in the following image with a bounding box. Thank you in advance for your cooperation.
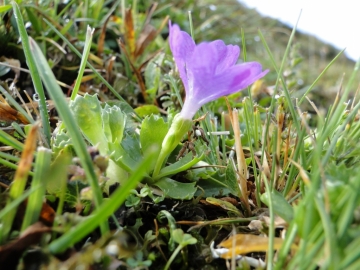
[240,0,359,61]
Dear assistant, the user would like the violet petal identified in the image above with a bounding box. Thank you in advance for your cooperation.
[168,23,195,94]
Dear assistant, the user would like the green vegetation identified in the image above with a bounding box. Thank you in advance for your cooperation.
[0,0,359,269]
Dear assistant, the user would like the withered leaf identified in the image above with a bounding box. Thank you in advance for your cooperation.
[0,222,52,268]
[124,8,135,57]
[0,102,30,124]
[134,24,157,58]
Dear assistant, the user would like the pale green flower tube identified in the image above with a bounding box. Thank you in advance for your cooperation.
[152,114,193,177]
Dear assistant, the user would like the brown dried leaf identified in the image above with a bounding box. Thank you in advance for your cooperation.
[262,215,287,228]
[0,222,52,266]
[97,15,110,57]
[105,56,116,83]
[0,56,21,82]
[248,215,287,231]
[124,8,136,57]
[38,201,56,226]
[12,124,38,185]
[14,200,56,230]
[0,102,29,124]
[133,2,157,59]
[134,24,157,58]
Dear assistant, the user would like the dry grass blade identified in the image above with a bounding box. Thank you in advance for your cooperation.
[124,8,136,58]
[11,124,38,193]
[97,15,111,57]
[0,124,38,242]
[134,24,157,58]
[232,109,251,216]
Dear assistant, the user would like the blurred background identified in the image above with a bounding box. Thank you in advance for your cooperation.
[240,0,359,62]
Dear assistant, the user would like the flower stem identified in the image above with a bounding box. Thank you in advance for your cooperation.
[164,244,183,270]
[152,114,193,178]
[152,147,170,178]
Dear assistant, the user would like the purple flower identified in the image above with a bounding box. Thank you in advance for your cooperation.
[169,22,269,119]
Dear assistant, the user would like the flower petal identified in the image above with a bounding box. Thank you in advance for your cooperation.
[184,42,223,97]
[187,42,219,75]
[211,41,240,74]
[168,22,195,93]
[195,62,269,105]
[189,40,240,74]
[226,62,269,94]
[179,96,202,120]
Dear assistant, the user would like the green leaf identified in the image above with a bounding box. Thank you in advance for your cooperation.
[69,94,108,153]
[25,6,42,34]
[154,152,204,181]
[140,115,167,153]
[61,181,89,208]
[197,176,232,197]
[135,105,160,117]
[0,5,12,13]
[261,190,294,223]
[157,210,178,251]
[154,178,197,200]
[53,131,72,156]
[125,194,141,207]
[0,188,38,220]
[172,228,198,245]
[106,100,136,116]
[113,133,142,172]
[140,114,168,170]
[102,104,126,144]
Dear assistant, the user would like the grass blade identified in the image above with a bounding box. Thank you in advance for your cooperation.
[12,1,51,146]
[29,37,109,235]
[21,147,52,231]
[70,26,93,100]
[0,128,24,151]
[298,49,346,105]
